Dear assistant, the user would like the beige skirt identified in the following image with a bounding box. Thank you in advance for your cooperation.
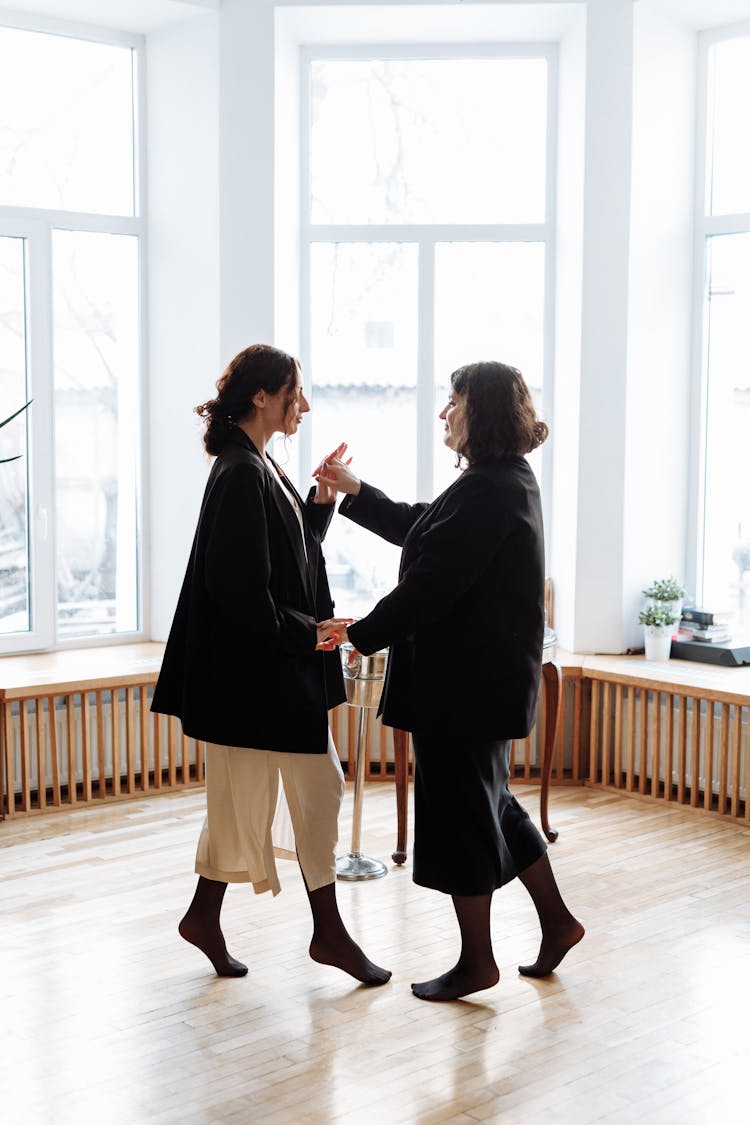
[195,733,345,896]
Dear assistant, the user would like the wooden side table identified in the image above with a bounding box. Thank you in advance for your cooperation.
[390,627,561,863]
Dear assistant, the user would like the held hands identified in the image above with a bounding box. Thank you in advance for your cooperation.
[315,618,353,652]
[312,441,361,500]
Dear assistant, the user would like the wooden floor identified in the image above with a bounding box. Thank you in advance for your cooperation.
[1,783,748,1125]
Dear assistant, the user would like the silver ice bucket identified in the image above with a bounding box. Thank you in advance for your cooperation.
[340,643,388,708]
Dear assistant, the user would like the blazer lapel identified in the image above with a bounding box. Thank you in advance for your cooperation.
[225,432,317,610]
[266,457,316,608]
[279,473,321,594]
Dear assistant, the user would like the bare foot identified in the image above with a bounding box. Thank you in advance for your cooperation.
[178,915,248,977]
[411,960,500,1002]
[309,933,391,986]
[518,918,585,977]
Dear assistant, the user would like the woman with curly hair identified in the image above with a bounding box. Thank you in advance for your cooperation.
[317,360,583,1001]
[152,343,390,987]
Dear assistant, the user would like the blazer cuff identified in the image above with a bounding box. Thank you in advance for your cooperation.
[306,485,335,510]
[347,617,380,657]
[305,487,336,536]
[339,483,371,519]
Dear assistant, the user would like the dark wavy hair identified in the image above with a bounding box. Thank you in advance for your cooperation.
[195,344,299,456]
[450,361,548,464]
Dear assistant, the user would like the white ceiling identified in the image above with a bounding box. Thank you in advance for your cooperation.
[278,4,584,44]
[2,1,750,39]
[647,0,750,30]
[0,0,218,35]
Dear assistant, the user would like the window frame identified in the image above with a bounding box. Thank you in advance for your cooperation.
[0,14,147,654]
[297,42,558,520]
[691,22,750,608]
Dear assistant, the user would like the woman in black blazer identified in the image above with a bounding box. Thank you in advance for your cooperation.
[152,344,390,987]
[317,361,583,1001]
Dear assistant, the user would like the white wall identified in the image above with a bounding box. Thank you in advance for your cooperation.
[622,1,696,648]
[551,0,697,652]
[219,0,277,356]
[565,0,633,652]
[146,10,220,640]
[549,6,586,648]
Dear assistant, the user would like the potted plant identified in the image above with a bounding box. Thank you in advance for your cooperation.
[639,604,679,661]
[642,575,686,621]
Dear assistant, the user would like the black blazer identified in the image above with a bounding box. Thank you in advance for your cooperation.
[151,429,345,753]
[344,458,545,740]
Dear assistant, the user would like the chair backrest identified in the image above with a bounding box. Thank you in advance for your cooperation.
[544,577,553,627]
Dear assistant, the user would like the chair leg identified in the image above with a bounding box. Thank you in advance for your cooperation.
[392,728,409,864]
[540,659,561,842]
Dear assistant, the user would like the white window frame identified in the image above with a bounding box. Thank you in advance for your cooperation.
[0,13,148,654]
[690,21,750,606]
[297,42,558,516]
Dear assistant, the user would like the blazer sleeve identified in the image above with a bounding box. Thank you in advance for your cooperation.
[203,463,317,653]
[304,487,336,542]
[347,474,513,655]
[339,481,430,547]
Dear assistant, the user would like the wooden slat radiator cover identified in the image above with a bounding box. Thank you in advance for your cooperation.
[585,657,749,823]
[2,686,205,817]
[4,646,747,826]
[0,645,200,818]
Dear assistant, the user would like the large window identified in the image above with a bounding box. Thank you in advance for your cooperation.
[300,50,554,617]
[0,235,30,634]
[698,33,750,625]
[0,23,143,651]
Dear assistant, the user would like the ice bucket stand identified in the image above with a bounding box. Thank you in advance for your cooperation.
[336,644,388,881]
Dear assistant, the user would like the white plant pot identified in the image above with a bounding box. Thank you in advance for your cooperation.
[643,624,673,661]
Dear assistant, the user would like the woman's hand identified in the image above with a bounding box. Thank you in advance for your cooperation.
[315,618,353,651]
[313,445,361,497]
[312,442,352,504]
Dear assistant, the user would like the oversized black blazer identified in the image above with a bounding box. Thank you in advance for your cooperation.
[151,429,345,753]
[344,457,545,740]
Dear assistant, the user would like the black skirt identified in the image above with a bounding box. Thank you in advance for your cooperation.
[411,733,547,896]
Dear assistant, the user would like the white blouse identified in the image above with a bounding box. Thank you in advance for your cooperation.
[265,455,307,560]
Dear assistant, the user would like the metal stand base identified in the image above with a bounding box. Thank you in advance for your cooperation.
[336,852,388,881]
[336,700,388,883]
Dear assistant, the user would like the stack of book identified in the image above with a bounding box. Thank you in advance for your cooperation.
[677,607,731,644]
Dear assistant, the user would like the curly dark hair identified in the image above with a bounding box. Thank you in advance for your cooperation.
[195,344,299,456]
[450,361,548,463]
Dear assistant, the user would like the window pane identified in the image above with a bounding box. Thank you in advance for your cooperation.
[310,243,418,617]
[433,242,546,496]
[310,58,547,224]
[53,230,140,637]
[0,28,135,215]
[701,233,750,623]
[706,37,750,217]
[0,236,30,634]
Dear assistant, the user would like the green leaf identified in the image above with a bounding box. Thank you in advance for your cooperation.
[0,399,32,431]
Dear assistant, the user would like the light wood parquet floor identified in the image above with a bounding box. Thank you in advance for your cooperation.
[1,782,748,1125]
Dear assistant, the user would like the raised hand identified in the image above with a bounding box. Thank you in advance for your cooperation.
[314,445,361,497]
[312,442,353,504]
